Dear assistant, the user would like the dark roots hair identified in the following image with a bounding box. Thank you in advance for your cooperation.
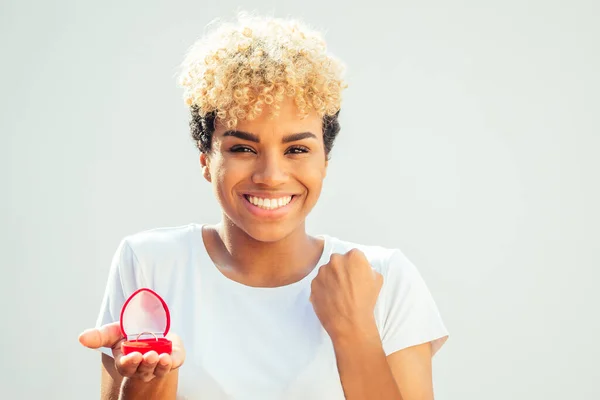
[189,105,341,158]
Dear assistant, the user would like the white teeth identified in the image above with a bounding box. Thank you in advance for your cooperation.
[246,195,293,210]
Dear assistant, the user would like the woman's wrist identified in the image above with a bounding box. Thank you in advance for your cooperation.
[328,316,381,349]
[120,369,179,400]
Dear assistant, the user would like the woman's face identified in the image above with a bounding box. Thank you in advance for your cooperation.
[201,98,328,242]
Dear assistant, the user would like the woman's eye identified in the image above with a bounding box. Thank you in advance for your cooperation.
[285,146,309,155]
[230,145,256,154]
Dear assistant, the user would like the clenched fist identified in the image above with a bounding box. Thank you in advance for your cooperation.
[310,249,383,342]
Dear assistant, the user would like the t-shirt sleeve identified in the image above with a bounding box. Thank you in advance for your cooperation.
[94,238,147,358]
[379,249,449,357]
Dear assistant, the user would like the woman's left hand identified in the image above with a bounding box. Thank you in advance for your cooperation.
[310,249,383,342]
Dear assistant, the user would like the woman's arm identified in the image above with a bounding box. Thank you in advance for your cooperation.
[101,353,122,400]
[386,342,434,400]
[310,249,439,400]
[101,353,179,400]
[332,326,433,400]
[332,323,403,400]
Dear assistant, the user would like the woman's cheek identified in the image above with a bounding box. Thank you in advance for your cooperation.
[214,161,247,202]
[298,163,325,197]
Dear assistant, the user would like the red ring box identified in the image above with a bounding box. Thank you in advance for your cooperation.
[120,288,173,355]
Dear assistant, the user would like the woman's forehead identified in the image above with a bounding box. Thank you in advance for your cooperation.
[216,101,323,138]
[238,116,320,135]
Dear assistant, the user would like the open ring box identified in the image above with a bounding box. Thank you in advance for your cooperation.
[120,288,172,355]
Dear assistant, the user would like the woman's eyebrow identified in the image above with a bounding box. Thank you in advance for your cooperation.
[223,130,259,142]
[222,130,317,143]
[282,132,317,143]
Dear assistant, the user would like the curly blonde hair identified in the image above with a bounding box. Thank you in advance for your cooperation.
[177,13,347,130]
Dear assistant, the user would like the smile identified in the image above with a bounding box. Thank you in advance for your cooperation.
[244,195,293,210]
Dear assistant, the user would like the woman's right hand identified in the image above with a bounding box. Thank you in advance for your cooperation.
[79,322,186,383]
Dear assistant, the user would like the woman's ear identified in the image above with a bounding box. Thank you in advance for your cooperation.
[200,153,211,183]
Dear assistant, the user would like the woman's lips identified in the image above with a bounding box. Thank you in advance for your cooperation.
[241,193,299,218]
[244,194,293,209]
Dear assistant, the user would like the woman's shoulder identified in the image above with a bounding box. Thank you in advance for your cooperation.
[118,222,203,260]
[321,234,406,275]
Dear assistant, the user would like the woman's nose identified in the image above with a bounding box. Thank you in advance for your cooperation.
[252,153,288,187]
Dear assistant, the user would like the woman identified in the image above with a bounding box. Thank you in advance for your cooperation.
[79,14,449,400]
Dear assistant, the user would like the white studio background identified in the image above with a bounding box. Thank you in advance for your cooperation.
[1,1,599,399]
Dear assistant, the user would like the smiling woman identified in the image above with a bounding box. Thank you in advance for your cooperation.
[204,98,330,244]
[78,13,449,400]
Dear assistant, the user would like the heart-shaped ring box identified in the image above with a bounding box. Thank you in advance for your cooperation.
[120,288,172,355]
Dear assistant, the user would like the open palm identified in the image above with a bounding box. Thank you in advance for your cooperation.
[79,322,185,383]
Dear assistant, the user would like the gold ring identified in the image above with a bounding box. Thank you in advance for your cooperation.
[135,331,158,341]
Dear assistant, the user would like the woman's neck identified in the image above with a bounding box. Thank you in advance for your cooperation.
[204,219,324,288]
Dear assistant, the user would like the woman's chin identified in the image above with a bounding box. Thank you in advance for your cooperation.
[238,221,300,244]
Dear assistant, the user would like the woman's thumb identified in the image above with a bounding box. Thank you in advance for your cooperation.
[78,322,122,349]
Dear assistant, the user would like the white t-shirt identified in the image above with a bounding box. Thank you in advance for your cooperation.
[95,223,448,399]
